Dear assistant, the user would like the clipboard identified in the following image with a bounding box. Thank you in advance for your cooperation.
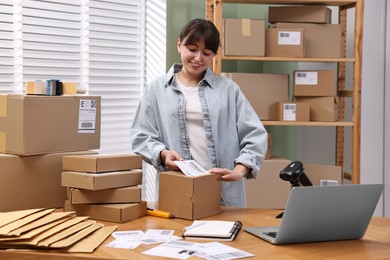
[182,220,242,241]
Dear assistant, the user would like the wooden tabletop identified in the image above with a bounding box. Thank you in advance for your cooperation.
[1,207,390,259]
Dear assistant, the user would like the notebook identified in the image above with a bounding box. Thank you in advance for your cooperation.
[245,184,383,245]
[182,220,242,241]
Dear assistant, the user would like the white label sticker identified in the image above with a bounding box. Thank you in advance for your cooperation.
[78,99,97,133]
[278,31,301,45]
[295,71,318,85]
[283,103,296,121]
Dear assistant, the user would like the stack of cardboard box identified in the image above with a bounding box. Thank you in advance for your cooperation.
[62,154,147,223]
[0,94,101,212]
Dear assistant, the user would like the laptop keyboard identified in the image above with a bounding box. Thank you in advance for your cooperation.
[264,232,277,238]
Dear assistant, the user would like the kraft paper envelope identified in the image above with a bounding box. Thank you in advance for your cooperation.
[49,222,104,248]
[8,211,76,237]
[37,219,96,247]
[0,208,45,229]
[0,209,55,236]
[63,225,118,253]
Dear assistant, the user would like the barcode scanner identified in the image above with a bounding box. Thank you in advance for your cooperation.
[276,161,313,218]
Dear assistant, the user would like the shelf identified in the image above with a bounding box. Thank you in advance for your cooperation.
[262,121,353,126]
[222,0,357,7]
[222,56,355,63]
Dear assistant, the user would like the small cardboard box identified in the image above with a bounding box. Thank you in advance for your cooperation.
[63,154,142,173]
[68,186,142,204]
[245,159,343,209]
[276,22,342,58]
[278,101,310,122]
[224,19,265,56]
[0,94,101,155]
[0,151,96,212]
[222,72,289,120]
[159,171,221,220]
[265,28,304,58]
[294,96,338,121]
[268,5,332,24]
[61,169,142,190]
[293,70,336,97]
[63,200,147,223]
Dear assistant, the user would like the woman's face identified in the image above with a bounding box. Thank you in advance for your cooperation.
[177,37,215,78]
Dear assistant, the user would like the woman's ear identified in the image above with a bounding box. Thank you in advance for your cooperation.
[177,38,181,53]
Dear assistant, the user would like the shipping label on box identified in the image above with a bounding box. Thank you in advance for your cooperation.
[224,19,265,56]
[159,171,221,220]
[68,186,142,204]
[278,101,310,122]
[293,70,336,96]
[265,28,304,58]
[0,94,101,155]
[61,169,142,190]
[64,200,147,223]
[222,72,289,120]
[63,153,142,173]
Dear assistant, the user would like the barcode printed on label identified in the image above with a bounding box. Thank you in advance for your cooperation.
[279,32,290,38]
[284,104,296,111]
[296,72,307,78]
[189,161,203,172]
[320,180,338,186]
[81,122,93,128]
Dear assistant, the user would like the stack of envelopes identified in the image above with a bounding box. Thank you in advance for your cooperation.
[0,208,117,253]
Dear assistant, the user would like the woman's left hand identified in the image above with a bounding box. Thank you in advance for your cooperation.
[209,164,248,181]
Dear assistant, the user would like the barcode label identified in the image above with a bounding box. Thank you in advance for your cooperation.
[278,31,301,45]
[78,99,97,133]
[296,72,307,78]
[295,71,318,85]
[282,103,296,121]
[320,180,339,186]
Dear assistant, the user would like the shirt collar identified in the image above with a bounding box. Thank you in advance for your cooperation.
[165,63,216,89]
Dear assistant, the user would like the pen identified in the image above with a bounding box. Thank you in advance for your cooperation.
[147,208,175,219]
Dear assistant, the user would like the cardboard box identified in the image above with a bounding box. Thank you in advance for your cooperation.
[62,154,142,173]
[294,96,338,121]
[278,101,310,122]
[224,19,265,56]
[68,186,142,204]
[268,5,332,24]
[0,94,101,156]
[245,159,343,209]
[61,169,142,190]
[159,171,221,220]
[63,200,147,223]
[0,151,96,212]
[265,28,305,58]
[293,70,336,96]
[222,72,289,120]
[276,22,342,58]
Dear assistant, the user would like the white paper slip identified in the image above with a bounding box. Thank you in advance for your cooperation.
[174,160,208,176]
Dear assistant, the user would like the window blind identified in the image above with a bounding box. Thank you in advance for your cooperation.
[0,0,14,93]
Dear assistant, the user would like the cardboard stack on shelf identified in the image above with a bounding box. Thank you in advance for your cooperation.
[0,94,101,212]
[61,154,147,223]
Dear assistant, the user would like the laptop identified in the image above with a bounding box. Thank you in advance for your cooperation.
[245,184,383,245]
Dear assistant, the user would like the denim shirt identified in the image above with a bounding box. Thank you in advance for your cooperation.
[131,64,268,207]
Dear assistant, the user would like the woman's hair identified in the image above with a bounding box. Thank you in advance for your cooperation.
[179,19,220,54]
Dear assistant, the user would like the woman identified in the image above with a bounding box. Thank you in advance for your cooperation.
[131,18,267,207]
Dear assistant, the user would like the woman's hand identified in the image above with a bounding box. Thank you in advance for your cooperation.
[160,150,182,171]
[209,164,249,181]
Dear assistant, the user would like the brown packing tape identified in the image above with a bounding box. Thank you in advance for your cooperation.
[241,19,251,37]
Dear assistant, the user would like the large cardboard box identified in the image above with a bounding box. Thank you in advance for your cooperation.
[276,22,342,58]
[293,70,336,97]
[265,28,305,58]
[278,101,310,122]
[68,186,142,204]
[64,200,147,223]
[224,19,265,56]
[268,5,332,24]
[245,159,343,209]
[63,154,142,173]
[159,171,221,220]
[222,72,289,120]
[294,96,338,121]
[0,94,101,156]
[61,169,142,190]
[0,151,96,212]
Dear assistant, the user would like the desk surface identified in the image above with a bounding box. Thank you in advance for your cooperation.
[1,207,390,260]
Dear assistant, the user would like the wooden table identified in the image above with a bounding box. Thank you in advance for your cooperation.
[1,207,390,259]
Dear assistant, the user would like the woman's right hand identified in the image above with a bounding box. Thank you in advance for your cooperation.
[160,150,182,171]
